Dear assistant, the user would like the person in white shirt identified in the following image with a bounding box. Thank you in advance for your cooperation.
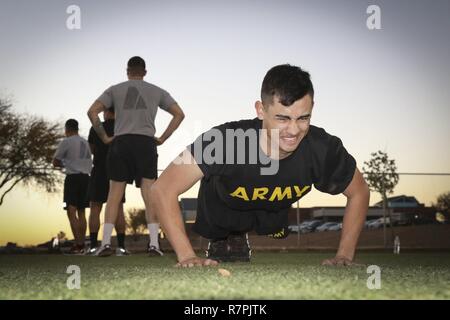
[53,119,92,254]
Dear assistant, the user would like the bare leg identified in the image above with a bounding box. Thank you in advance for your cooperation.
[89,202,102,233]
[105,181,126,224]
[77,209,87,246]
[67,205,81,245]
[140,178,157,223]
[141,178,162,251]
[101,181,126,247]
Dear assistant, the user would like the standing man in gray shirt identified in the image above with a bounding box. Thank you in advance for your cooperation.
[87,56,185,257]
[53,119,92,254]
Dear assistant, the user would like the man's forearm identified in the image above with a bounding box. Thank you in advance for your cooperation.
[150,187,196,262]
[337,190,369,260]
[159,114,184,142]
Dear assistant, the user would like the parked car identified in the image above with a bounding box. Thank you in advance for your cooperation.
[316,222,339,232]
[368,217,391,229]
[302,220,325,233]
[327,223,342,231]
[365,219,379,229]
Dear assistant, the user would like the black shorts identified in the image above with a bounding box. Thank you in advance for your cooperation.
[193,177,289,239]
[107,134,158,187]
[64,174,89,210]
[87,167,126,203]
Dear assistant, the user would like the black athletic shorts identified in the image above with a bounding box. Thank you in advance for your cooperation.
[107,134,158,187]
[87,167,126,203]
[64,173,89,210]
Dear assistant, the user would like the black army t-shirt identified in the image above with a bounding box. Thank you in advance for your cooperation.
[187,118,356,237]
[88,119,115,170]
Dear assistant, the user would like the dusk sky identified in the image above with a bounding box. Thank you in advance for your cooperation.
[0,0,449,246]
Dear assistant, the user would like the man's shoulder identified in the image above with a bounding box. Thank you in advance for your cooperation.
[307,125,341,144]
[305,125,348,158]
[72,134,89,144]
[141,81,169,94]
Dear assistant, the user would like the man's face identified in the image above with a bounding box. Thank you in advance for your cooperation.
[256,94,313,158]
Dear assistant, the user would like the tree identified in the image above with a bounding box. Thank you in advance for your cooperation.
[362,150,399,248]
[432,191,450,223]
[0,98,63,205]
[126,208,147,240]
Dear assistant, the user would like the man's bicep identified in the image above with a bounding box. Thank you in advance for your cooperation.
[165,103,184,117]
[88,100,107,116]
[157,149,204,195]
[343,167,368,198]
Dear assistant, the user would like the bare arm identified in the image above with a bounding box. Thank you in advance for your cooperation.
[150,149,217,267]
[155,103,185,145]
[87,101,112,144]
[322,167,370,266]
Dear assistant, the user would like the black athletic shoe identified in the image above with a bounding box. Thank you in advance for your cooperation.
[267,226,291,239]
[206,238,231,262]
[96,245,114,257]
[65,244,84,255]
[85,247,98,256]
[228,233,251,262]
[116,247,131,256]
[147,243,164,257]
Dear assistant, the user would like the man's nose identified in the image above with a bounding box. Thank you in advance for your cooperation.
[286,120,300,136]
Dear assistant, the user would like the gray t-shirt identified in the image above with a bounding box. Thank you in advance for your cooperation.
[54,135,92,175]
[97,80,177,137]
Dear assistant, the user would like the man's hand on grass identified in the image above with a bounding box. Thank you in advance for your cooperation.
[176,256,219,268]
[321,255,365,267]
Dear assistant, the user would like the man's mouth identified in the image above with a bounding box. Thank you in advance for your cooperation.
[281,136,298,145]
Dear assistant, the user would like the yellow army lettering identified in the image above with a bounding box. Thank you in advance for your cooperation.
[229,185,310,201]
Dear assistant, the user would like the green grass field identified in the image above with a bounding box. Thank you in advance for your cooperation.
[0,252,449,299]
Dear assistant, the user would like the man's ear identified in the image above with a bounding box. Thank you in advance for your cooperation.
[255,101,265,120]
[143,70,147,77]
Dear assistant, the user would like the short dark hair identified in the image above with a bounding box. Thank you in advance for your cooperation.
[261,64,314,107]
[65,119,79,131]
[127,56,146,75]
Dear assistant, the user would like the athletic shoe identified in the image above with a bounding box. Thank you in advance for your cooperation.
[85,247,98,256]
[65,244,85,255]
[116,247,131,256]
[147,244,164,257]
[267,226,291,239]
[228,233,251,262]
[206,238,231,262]
[96,245,114,257]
